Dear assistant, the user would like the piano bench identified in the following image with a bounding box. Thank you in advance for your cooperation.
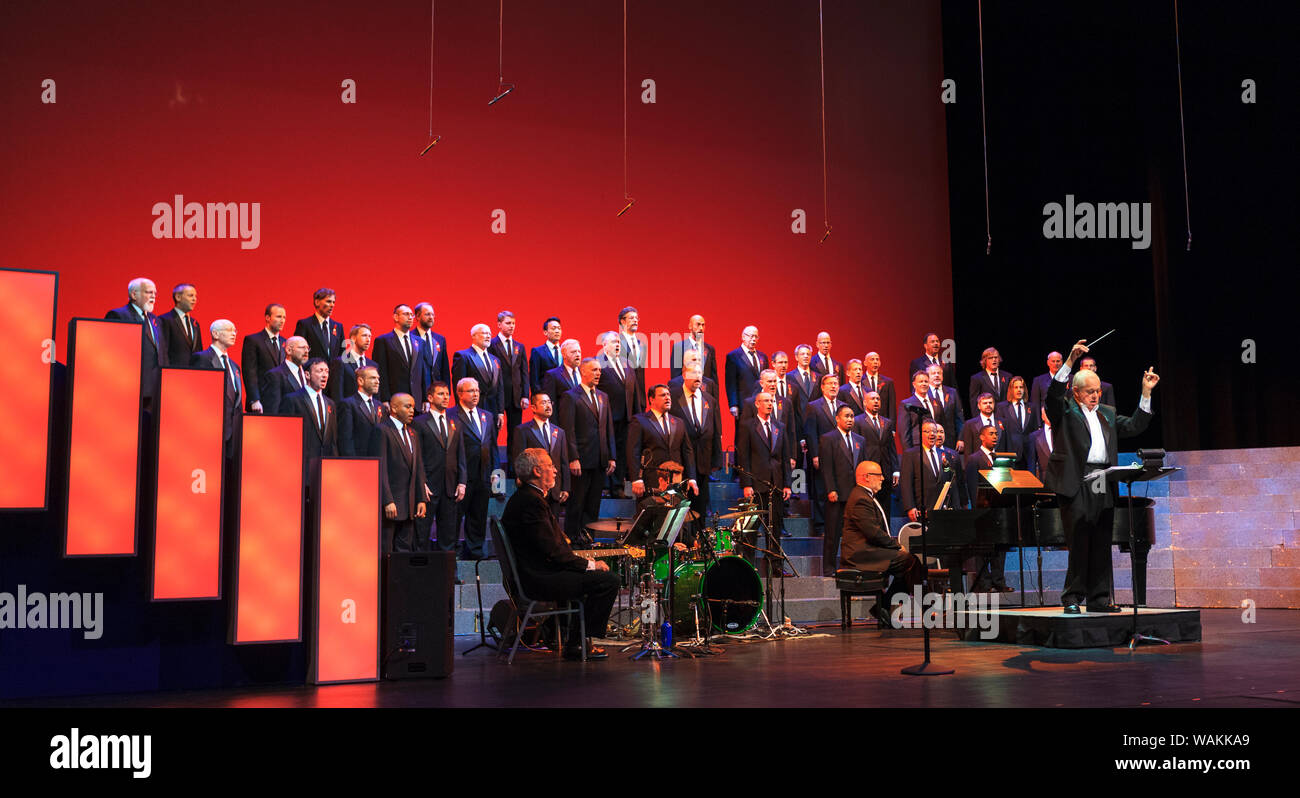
[834,569,888,630]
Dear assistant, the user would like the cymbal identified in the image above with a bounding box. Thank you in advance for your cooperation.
[686,509,701,522]
[718,508,761,520]
[586,518,634,533]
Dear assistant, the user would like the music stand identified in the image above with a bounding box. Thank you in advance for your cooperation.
[979,458,1043,608]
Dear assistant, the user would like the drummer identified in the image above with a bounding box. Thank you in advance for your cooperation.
[638,461,694,554]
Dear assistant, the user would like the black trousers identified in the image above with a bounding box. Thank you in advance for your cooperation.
[823,499,846,574]
[684,474,710,547]
[882,550,927,601]
[419,488,460,552]
[566,468,603,545]
[384,518,421,553]
[1060,489,1115,607]
[458,478,490,558]
[971,550,1008,589]
[810,468,827,535]
[503,406,524,475]
[610,420,629,491]
[524,568,621,640]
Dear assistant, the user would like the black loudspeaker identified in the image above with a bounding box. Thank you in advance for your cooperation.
[383,551,455,679]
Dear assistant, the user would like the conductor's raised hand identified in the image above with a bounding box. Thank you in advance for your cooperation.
[1066,339,1089,366]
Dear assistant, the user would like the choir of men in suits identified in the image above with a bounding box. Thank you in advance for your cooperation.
[803,373,842,537]
[529,317,564,394]
[617,307,647,412]
[447,377,498,560]
[338,365,381,456]
[960,392,1003,455]
[452,324,506,425]
[283,357,338,480]
[490,310,530,476]
[1045,339,1157,613]
[259,335,311,415]
[860,352,896,419]
[1078,356,1117,406]
[628,384,698,500]
[372,305,423,402]
[839,461,926,626]
[968,346,1013,412]
[963,423,1011,592]
[925,363,965,450]
[509,391,571,510]
[995,376,1036,467]
[908,333,958,413]
[543,338,584,403]
[725,326,768,434]
[241,303,286,413]
[368,392,427,553]
[326,323,374,401]
[159,283,203,368]
[105,277,167,405]
[293,287,344,362]
[414,381,468,552]
[596,331,638,496]
[190,319,243,458]
[811,331,845,386]
[852,389,899,521]
[668,364,723,528]
[669,314,718,385]
[556,358,616,546]
[412,302,449,402]
[819,405,868,573]
[1029,350,1064,414]
[501,447,619,661]
[735,391,792,568]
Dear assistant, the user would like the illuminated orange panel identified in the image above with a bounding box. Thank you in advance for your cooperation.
[65,319,141,556]
[153,368,225,600]
[233,414,304,643]
[312,458,380,683]
[0,269,56,510]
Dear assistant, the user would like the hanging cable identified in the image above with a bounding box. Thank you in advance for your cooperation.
[1174,0,1191,251]
[817,0,830,243]
[420,0,440,154]
[618,0,635,216]
[978,0,991,254]
[489,0,515,105]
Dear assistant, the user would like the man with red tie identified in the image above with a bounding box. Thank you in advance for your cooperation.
[368,392,428,552]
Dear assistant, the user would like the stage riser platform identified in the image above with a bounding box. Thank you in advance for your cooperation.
[953,608,1202,649]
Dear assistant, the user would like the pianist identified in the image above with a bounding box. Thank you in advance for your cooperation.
[840,461,926,626]
[501,447,620,660]
[1045,339,1158,615]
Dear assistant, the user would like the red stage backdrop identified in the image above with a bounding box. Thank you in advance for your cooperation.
[0,0,952,448]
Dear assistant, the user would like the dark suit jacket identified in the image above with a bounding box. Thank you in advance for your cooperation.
[668,375,720,405]
[509,420,571,501]
[500,483,588,594]
[1029,372,1055,416]
[669,338,718,385]
[786,370,819,444]
[964,447,1000,507]
[627,412,697,482]
[619,332,648,414]
[803,397,844,460]
[725,347,768,410]
[810,354,845,387]
[326,352,374,402]
[899,446,967,514]
[448,405,497,484]
[597,356,638,423]
[529,342,563,395]
[995,399,1037,465]
[968,369,1014,413]
[1044,374,1150,500]
[908,355,957,398]
[557,386,614,469]
[735,415,791,491]
[452,348,506,415]
[928,386,964,445]
[489,336,529,413]
[260,362,306,415]
[105,303,167,398]
[338,392,381,456]
[960,414,1005,457]
[413,410,468,496]
[837,383,868,417]
[897,395,932,450]
[1098,380,1116,407]
[853,413,899,475]
[293,315,345,362]
[667,386,723,474]
[740,387,793,430]
[372,331,423,402]
[840,484,902,572]
[367,420,426,519]
[818,428,867,500]
[413,328,448,400]
[190,346,243,449]
[542,365,580,406]
[1027,426,1054,485]
[860,374,896,420]
[283,387,338,469]
[159,309,203,368]
[240,329,282,411]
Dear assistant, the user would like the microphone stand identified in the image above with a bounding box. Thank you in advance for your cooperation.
[734,465,800,637]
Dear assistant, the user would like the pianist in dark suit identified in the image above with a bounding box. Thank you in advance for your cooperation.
[501,447,619,660]
[839,461,926,627]
[1045,339,1157,614]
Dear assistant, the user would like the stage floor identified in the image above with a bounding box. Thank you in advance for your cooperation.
[5,609,1298,709]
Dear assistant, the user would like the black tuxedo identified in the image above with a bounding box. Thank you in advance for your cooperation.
[968,369,1014,413]
[449,404,497,558]
[414,410,468,552]
[598,354,639,486]
[818,428,868,571]
[529,342,563,395]
[510,420,571,503]
[452,347,506,416]
[159,309,203,368]
[337,392,381,456]
[105,303,167,401]
[1045,372,1151,607]
[837,383,868,418]
[240,329,283,411]
[853,412,898,522]
[293,315,344,362]
[260,361,307,416]
[368,419,427,552]
[839,485,924,600]
[556,385,615,544]
[500,484,620,641]
[372,330,423,402]
[669,338,718,385]
[542,364,581,406]
[668,386,722,527]
[283,387,338,480]
[412,327,448,400]
[191,346,243,457]
[995,399,1037,467]
[725,347,768,413]
[326,352,374,402]
[627,411,697,483]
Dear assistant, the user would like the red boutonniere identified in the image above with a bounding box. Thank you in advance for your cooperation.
[449,420,456,431]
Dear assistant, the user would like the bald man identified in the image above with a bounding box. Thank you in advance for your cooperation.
[1045,339,1158,614]
[453,323,506,426]
[191,319,244,458]
[839,460,926,627]
[670,314,718,384]
[260,335,311,415]
[369,392,428,552]
[725,326,768,434]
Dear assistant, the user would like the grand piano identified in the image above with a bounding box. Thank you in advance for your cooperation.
[909,497,1156,603]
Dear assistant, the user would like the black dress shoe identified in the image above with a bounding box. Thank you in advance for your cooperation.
[1063,604,1081,615]
[868,603,894,628]
[562,642,607,661]
[994,583,1015,593]
[1088,603,1122,613]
